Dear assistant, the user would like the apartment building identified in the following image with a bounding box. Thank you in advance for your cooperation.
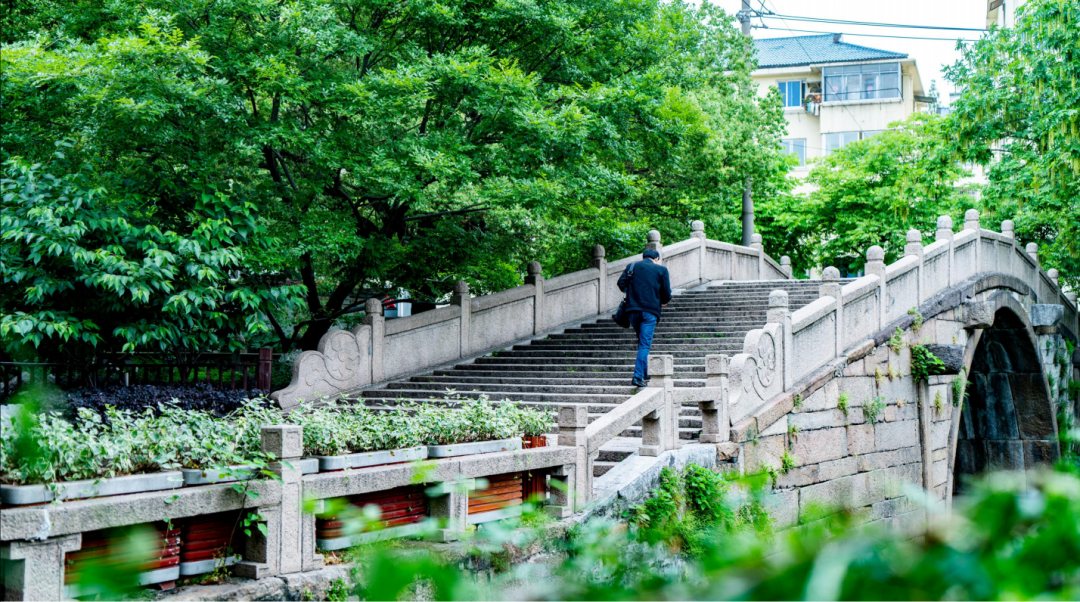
[752,34,933,176]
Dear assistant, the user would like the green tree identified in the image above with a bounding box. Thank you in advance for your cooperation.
[0,154,301,362]
[760,114,972,275]
[945,0,1080,290]
[1,0,790,352]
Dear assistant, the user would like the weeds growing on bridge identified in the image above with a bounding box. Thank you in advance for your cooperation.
[910,345,947,382]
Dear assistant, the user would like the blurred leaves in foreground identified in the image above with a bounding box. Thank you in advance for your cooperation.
[341,468,1080,601]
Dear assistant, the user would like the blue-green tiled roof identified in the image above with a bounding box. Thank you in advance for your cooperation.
[754,35,907,69]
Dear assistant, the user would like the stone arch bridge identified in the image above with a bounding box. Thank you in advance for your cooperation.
[278,211,1079,529]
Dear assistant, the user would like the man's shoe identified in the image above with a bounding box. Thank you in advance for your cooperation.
[631,378,648,388]
[644,375,651,381]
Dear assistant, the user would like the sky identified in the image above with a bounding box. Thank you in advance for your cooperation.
[711,0,990,104]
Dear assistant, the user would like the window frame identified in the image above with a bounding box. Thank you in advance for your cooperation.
[779,138,807,165]
[777,80,806,108]
[822,62,902,103]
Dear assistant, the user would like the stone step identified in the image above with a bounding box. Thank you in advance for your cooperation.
[363,401,703,420]
[361,388,633,404]
[492,350,711,359]
[453,362,706,372]
[416,374,706,387]
[385,381,641,395]
[517,343,738,352]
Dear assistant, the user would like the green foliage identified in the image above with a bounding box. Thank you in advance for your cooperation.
[838,391,850,416]
[909,307,924,332]
[779,450,798,474]
[933,391,945,416]
[787,424,800,447]
[792,393,802,410]
[888,327,905,354]
[945,0,1080,290]
[953,369,969,407]
[0,157,302,359]
[760,113,973,275]
[325,578,352,602]
[911,344,947,382]
[864,396,886,425]
[348,466,1080,600]
[1,0,791,351]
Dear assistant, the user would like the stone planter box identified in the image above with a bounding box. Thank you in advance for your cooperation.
[315,446,428,471]
[427,437,521,458]
[181,465,259,486]
[0,471,183,506]
[297,457,320,474]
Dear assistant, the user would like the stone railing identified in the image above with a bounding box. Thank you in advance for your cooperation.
[724,210,1078,434]
[0,426,582,601]
[273,222,791,409]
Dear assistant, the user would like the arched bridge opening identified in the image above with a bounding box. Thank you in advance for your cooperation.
[955,307,1059,494]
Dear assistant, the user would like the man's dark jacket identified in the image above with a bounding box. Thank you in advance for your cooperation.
[617,260,672,318]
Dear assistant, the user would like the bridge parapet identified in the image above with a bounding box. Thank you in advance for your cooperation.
[273,224,793,408]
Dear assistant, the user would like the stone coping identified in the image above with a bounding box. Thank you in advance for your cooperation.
[473,283,535,311]
[384,304,460,335]
[0,447,575,543]
[662,238,699,256]
[300,445,575,500]
[584,388,664,454]
[791,297,837,332]
[841,274,879,303]
[885,255,919,280]
[1,480,280,542]
[952,228,978,247]
[704,240,735,251]
[545,267,601,292]
[923,239,949,259]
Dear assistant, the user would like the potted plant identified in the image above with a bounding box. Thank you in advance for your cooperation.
[0,406,184,505]
[421,395,522,458]
[516,406,554,448]
[297,401,428,471]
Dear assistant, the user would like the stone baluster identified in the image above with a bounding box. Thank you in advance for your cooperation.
[1,534,82,601]
[819,267,842,358]
[864,245,887,332]
[1048,268,1060,289]
[557,405,592,509]
[691,220,707,283]
[905,229,924,306]
[1001,220,1016,276]
[363,297,385,384]
[964,209,982,272]
[936,216,954,286]
[591,245,607,313]
[780,256,792,278]
[451,280,471,358]
[750,233,764,278]
[1027,243,1039,266]
[701,355,730,443]
[1066,292,1077,305]
[767,289,793,390]
[644,354,676,454]
[525,261,544,335]
[235,426,303,579]
[646,230,662,260]
[428,479,473,542]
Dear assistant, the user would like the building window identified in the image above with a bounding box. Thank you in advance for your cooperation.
[780,139,806,165]
[777,81,805,107]
[825,132,860,154]
[822,62,901,102]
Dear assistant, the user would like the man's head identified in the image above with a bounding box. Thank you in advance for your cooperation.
[642,248,660,263]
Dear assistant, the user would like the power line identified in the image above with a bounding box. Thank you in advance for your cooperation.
[763,13,988,33]
[756,25,980,43]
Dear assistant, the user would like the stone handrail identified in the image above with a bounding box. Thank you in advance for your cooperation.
[721,210,1078,438]
[273,221,792,409]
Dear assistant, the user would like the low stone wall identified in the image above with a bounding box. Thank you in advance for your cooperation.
[0,428,583,601]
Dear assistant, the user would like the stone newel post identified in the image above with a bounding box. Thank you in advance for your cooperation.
[363,297,385,384]
[644,354,677,454]
[750,233,764,277]
[819,267,842,358]
[780,256,792,278]
[557,405,591,509]
[451,280,471,357]
[591,245,607,312]
[905,229,924,306]
[701,355,730,443]
[1001,219,1015,239]
[525,261,544,335]
[767,290,793,390]
[646,230,662,261]
[1027,243,1039,266]
[1,534,81,601]
[963,208,980,231]
[691,220,707,283]
[864,245,886,331]
[1048,269,1060,288]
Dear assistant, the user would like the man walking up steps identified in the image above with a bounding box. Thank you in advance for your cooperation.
[616,248,672,388]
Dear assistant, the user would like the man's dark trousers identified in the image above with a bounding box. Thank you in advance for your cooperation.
[629,311,657,382]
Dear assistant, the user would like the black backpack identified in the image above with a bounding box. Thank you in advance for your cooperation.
[612,262,635,328]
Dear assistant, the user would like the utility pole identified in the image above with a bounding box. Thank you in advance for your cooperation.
[739,0,754,245]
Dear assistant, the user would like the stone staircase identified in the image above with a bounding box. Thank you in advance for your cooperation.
[355,279,824,476]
